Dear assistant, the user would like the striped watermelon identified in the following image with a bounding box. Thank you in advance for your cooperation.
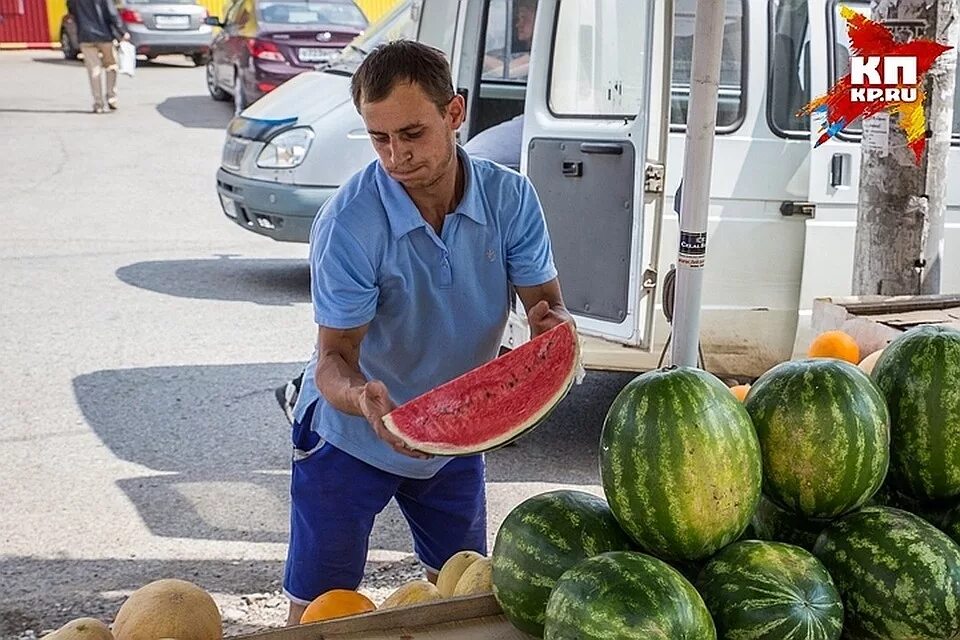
[813,506,960,639]
[599,366,762,561]
[543,551,716,640]
[491,490,633,638]
[698,540,843,640]
[871,324,960,500]
[744,359,889,519]
[751,494,829,551]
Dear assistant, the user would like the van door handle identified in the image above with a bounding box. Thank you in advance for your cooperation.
[580,142,623,155]
[830,153,850,188]
[562,161,583,177]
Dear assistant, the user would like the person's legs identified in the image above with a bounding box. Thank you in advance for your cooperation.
[97,42,119,109]
[283,405,399,625]
[79,43,105,111]
[395,455,487,578]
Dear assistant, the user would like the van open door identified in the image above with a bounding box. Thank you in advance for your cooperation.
[518,0,671,349]
[794,0,868,354]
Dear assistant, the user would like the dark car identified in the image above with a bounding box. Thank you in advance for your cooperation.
[60,0,214,64]
[204,0,367,113]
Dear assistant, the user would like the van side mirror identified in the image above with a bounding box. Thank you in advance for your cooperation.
[204,15,223,27]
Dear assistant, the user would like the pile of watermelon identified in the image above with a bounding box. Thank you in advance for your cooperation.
[490,324,960,639]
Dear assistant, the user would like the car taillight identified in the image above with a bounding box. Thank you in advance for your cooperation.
[119,8,142,23]
[247,38,285,62]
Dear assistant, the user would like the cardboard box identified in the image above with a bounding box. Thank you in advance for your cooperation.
[811,294,960,355]
[233,594,534,640]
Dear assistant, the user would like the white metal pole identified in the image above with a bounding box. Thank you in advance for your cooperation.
[670,0,726,368]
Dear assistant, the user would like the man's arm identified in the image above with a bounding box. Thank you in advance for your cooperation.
[515,278,576,338]
[66,0,75,17]
[315,325,428,458]
[102,0,128,39]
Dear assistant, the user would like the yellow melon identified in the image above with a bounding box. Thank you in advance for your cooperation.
[112,579,221,640]
[452,557,493,597]
[380,580,443,608]
[45,618,113,640]
[436,550,484,597]
[300,589,375,623]
[729,384,751,402]
[858,349,884,375]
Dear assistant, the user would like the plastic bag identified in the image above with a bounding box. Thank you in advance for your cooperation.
[118,40,136,77]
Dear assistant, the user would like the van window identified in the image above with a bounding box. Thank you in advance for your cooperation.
[829,1,960,141]
[768,0,810,137]
[548,1,650,117]
[670,0,746,131]
[482,0,536,82]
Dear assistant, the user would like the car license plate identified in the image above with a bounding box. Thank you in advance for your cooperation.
[154,14,190,29]
[298,47,331,63]
[222,138,249,170]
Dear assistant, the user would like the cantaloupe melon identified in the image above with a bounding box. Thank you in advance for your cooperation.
[453,557,493,596]
[45,618,113,640]
[380,580,442,608]
[112,579,221,640]
[436,550,484,597]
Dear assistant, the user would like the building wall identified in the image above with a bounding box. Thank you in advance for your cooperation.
[0,0,398,46]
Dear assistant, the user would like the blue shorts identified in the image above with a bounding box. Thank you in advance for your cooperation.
[282,402,487,605]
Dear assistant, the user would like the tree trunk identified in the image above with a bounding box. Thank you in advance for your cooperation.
[852,0,959,296]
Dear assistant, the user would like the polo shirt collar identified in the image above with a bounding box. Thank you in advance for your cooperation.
[377,146,487,240]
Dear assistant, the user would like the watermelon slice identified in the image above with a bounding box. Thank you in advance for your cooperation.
[382,322,582,455]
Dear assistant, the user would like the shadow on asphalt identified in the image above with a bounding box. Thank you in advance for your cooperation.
[157,94,234,129]
[0,107,96,114]
[115,256,310,306]
[1,557,284,636]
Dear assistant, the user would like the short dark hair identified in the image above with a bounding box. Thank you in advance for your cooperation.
[350,40,456,113]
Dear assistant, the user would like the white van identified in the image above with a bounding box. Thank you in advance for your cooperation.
[215,0,960,379]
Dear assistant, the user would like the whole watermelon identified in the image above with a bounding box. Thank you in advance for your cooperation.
[491,490,633,638]
[698,540,843,640]
[814,506,960,639]
[744,358,889,519]
[543,551,716,640]
[599,366,762,561]
[872,324,960,501]
[751,494,830,551]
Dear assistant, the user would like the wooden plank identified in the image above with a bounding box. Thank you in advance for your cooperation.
[233,595,533,640]
[826,294,960,316]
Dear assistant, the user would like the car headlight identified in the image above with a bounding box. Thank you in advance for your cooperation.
[256,127,315,169]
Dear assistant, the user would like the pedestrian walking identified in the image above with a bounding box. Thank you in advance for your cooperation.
[66,0,130,113]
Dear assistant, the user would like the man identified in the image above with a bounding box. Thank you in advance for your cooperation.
[282,40,573,625]
[66,0,130,113]
[483,0,536,81]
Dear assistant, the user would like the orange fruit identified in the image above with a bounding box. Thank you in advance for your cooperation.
[807,330,860,364]
[300,589,376,624]
[729,384,751,402]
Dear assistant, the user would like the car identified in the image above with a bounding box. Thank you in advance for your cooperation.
[204,0,368,114]
[60,0,214,65]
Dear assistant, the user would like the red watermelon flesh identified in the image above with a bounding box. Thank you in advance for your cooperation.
[382,322,581,455]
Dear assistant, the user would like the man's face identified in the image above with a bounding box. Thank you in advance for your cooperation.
[516,6,535,44]
[360,81,465,191]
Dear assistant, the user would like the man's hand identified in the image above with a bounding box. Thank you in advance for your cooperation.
[526,299,576,338]
[358,380,431,459]
[122,32,131,41]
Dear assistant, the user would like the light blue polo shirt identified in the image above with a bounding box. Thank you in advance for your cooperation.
[291,147,558,479]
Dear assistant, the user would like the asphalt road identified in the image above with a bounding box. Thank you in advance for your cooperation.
[0,50,635,637]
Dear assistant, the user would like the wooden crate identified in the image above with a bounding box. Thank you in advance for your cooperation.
[233,594,534,640]
[811,293,960,355]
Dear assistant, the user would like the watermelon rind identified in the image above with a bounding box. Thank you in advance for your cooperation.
[543,551,716,640]
[599,366,762,561]
[744,358,890,519]
[491,490,633,638]
[813,505,960,640]
[698,540,843,640]
[871,324,960,501]
[382,322,580,455]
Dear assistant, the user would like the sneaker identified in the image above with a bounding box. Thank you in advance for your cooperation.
[275,379,300,425]
[93,104,106,113]
[107,98,118,110]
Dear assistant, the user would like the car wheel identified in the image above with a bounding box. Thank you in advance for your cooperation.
[206,60,230,101]
[233,70,249,115]
[191,52,209,67]
[60,29,78,60]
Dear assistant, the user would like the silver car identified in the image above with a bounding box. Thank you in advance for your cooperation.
[118,0,214,65]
